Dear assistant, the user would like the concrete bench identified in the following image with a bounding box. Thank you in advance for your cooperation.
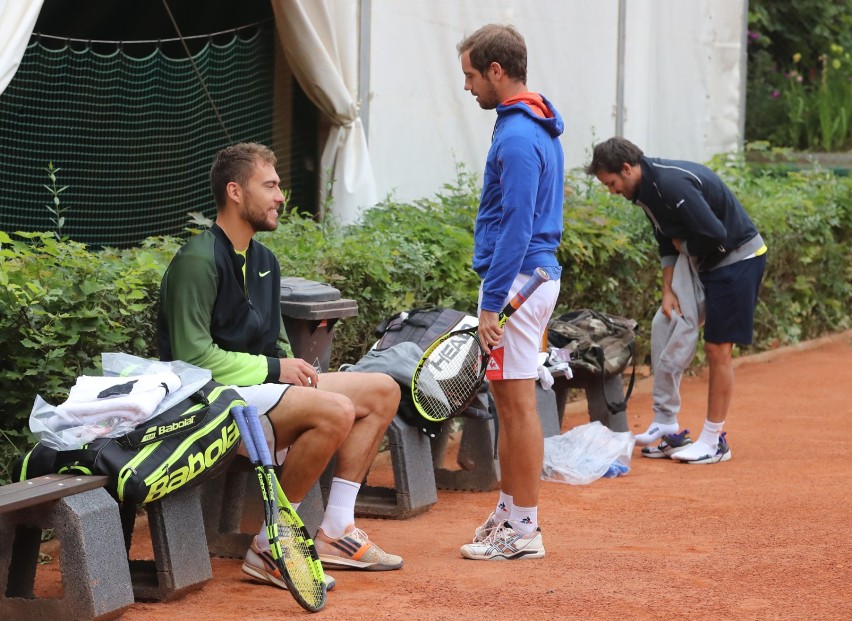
[353,413,438,519]
[0,474,134,621]
[128,486,214,602]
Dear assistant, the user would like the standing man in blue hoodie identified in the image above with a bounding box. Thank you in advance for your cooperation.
[456,24,564,560]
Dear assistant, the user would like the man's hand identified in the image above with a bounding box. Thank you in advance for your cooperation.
[477,310,503,355]
[278,358,319,387]
[661,289,682,320]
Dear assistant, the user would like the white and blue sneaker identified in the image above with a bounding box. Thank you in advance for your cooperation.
[460,522,544,560]
[670,432,732,464]
[641,429,693,459]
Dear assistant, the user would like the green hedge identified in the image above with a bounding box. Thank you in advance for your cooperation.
[1,160,849,482]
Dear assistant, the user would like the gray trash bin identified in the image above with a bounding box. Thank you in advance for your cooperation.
[279,277,358,371]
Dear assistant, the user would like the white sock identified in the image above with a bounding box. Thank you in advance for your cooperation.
[634,422,679,445]
[495,491,513,522]
[508,504,537,536]
[698,419,724,447]
[256,500,301,552]
[671,421,726,460]
[318,477,360,538]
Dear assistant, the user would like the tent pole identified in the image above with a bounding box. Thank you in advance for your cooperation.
[615,0,627,137]
[738,0,749,150]
[359,0,372,142]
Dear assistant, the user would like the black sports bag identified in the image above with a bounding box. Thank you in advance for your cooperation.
[14,380,245,505]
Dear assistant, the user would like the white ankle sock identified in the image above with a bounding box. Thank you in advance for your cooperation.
[256,500,300,551]
[255,529,269,551]
[698,420,724,447]
[634,422,679,445]
[319,477,360,538]
[671,421,725,461]
[495,491,513,521]
[508,504,537,536]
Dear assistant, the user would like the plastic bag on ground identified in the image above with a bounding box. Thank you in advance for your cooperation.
[542,421,635,485]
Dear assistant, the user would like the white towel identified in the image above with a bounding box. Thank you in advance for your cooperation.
[56,371,181,427]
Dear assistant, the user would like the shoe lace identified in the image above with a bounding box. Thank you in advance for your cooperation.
[481,522,516,546]
[348,527,371,545]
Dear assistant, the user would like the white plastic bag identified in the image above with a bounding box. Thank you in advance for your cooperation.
[29,353,211,451]
[542,421,635,485]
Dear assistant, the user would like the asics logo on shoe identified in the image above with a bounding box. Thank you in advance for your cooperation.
[259,270,271,277]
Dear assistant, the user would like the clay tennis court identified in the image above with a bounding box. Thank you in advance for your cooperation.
[38,331,852,620]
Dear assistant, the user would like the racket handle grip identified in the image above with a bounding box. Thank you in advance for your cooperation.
[502,267,551,320]
[231,405,259,463]
[245,405,274,466]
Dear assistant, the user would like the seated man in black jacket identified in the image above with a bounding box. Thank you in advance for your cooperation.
[585,137,767,464]
[158,143,403,590]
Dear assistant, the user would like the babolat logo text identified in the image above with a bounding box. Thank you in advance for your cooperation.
[143,416,239,503]
[140,414,197,443]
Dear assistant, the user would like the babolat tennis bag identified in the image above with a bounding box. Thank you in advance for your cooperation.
[14,380,244,505]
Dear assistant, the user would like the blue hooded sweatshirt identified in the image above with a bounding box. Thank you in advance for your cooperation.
[473,93,564,312]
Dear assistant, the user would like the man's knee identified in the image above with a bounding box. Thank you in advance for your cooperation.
[704,341,733,366]
[314,393,357,439]
[270,390,356,445]
[372,373,401,416]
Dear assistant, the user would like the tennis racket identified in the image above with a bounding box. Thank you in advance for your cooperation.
[411,267,551,423]
[231,405,327,613]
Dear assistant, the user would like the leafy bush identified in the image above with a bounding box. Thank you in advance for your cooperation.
[1,161,849,483]
[259,165,482,366]
[746,0,852,150]
[710,153,852,343]
[0,232,180,453]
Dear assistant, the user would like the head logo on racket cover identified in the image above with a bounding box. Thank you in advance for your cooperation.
[411,267,551,422]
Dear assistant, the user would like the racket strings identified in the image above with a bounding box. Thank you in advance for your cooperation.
[414,333,484,420]
[276,505,325,608]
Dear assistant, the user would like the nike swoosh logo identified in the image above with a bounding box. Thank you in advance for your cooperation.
[259,270,271,277]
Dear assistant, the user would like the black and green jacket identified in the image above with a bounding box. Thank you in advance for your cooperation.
[158,224,293,386]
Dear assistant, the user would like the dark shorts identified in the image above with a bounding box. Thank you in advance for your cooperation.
[700,254,766,345]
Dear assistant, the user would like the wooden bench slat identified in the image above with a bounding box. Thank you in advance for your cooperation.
[0,475,109,514]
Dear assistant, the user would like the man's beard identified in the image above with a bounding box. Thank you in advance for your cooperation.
[243,204,279,232]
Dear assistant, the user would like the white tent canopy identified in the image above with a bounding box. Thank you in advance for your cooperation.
[0,0,44,94]
[1,0,747,221]
[366,0,748,203]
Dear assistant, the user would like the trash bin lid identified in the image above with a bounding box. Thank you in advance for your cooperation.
[280,277,341,303]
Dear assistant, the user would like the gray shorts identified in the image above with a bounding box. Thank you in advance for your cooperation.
[233,384,291,466]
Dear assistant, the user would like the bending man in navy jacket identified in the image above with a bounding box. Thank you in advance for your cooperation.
[586,137,767,464]
[457,24,563,559]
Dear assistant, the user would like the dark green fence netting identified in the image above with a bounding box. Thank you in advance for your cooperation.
[0,25,295,248]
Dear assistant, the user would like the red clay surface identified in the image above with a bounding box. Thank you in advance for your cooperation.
[36,331,852,620]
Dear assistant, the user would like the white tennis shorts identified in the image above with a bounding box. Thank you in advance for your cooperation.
[480,272,560,380]
[233,383,291,466]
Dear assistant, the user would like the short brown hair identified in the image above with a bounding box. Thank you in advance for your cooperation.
[210,142,277,208]
[457,24,527,83]
[585,137,644,175]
